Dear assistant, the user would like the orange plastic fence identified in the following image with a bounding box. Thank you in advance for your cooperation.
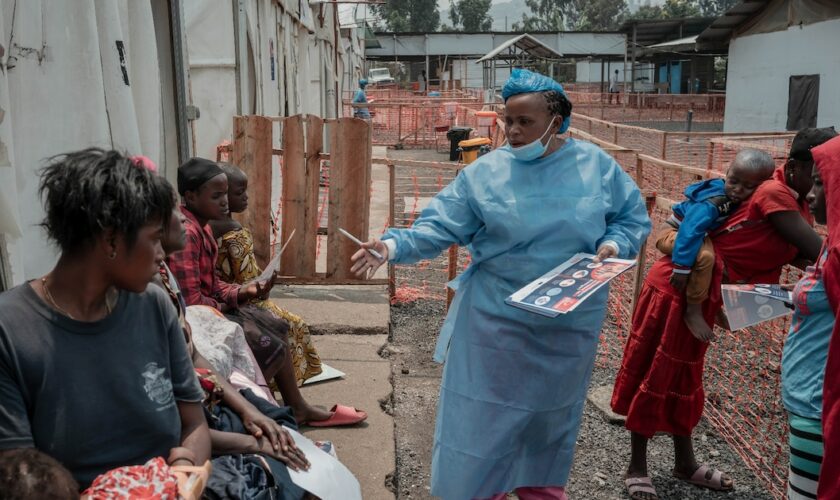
[386,114,803,498]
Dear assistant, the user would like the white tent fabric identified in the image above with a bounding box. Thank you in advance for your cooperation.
[1,0,169,283]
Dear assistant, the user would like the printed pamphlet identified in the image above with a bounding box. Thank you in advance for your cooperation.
[721,284,793,330]
[506,253,636,317]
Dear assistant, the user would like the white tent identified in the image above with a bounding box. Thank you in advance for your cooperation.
[0,0,187,286]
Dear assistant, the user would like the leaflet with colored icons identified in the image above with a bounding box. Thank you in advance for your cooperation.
[506,253,636,318]
[721,284,793,330]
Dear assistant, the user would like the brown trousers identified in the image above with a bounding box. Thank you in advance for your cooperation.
[655,226,716,304]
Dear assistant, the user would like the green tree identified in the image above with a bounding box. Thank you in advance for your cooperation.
[374,0,440,32]
[513,0,572,30]
[449,0,493,32]
[663,0,701,17]
[575,0,629,30]
[697,0,737,15]
[513,0,628,31]
[632,0,701,19]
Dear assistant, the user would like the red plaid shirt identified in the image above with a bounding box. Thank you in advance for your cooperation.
[166,206,240,310]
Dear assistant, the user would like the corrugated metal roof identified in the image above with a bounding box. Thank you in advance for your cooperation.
[475,34,563,63]
[619,17,716,46]
[697,0,772,41]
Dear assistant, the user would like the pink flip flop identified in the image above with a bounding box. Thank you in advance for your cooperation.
[305,404,368,427]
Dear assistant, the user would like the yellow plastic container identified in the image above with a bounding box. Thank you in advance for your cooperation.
[458,137,492,164]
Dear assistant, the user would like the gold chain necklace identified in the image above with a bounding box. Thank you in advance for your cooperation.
[41,276,113,320]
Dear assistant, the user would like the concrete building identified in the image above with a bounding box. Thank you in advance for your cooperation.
[366,31,626,89]
[696,0,840,132]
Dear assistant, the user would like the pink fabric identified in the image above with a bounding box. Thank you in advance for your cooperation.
[229,369,277,406]
[475,486,568,500]
[131,155,158,172]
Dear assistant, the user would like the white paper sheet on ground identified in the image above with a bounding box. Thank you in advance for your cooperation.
[302,363,346,385]
[286,428,362,500]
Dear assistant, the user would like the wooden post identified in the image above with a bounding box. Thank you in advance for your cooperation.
[613,125,619,145]
[660,132,668,160]
[669,94,675,121]
[630,193,657,313]
[280,114,322,278]
[706,139,715,173]
[398,105,403,145]
[388,162,396,300]
[327,117,372,279]
[635,154,644,188]
[232,115,273,268]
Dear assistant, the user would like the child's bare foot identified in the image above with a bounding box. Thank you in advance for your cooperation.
[292,404,333,424]
[684,303,715,342]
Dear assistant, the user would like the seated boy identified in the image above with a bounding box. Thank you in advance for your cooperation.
[656,149,776,341]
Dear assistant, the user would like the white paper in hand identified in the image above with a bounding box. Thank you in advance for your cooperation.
[285,428,362,500]
[253,229,295,283]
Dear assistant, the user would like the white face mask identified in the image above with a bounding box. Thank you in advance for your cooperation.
[503,119,557,162]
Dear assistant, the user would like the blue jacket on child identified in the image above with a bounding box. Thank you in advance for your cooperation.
[670,178,735,269]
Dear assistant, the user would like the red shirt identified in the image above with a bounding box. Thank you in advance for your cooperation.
[712,168,813,284]
[166,207,240,310]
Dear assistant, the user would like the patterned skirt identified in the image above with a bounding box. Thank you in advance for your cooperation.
[251,298,323,385]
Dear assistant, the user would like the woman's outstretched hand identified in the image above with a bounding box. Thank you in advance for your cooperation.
[351,239,388,279]
[593,244,617,263]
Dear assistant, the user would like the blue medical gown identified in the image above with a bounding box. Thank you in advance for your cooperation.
[383,139,651,499]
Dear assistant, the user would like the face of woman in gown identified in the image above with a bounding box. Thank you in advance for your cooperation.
[503,93,560,150]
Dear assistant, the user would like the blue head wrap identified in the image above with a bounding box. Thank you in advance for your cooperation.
[359,79,368,88]
[502,68,571,134]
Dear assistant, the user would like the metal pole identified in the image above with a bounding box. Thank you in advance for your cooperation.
[686,109,694,139]
[630,23,637,93]
[170,0,192,163]
[233,0,248,115]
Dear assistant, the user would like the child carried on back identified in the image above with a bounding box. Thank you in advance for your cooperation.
[656,149,776,341]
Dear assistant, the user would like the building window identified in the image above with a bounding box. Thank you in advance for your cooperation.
[787,75,820,130]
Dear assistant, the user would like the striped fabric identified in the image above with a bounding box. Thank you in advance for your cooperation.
[788,413,823,499]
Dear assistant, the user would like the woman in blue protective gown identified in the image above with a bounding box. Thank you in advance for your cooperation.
[351,69,651,500]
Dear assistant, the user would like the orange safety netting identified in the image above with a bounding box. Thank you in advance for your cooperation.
[386,106,805,498]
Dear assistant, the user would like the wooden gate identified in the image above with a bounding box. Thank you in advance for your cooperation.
[231,114,380,284]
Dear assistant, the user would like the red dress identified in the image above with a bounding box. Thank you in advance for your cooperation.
[812,137,840,499]
[611,169,812,438]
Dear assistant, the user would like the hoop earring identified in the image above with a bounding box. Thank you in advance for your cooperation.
[110,250,117,260]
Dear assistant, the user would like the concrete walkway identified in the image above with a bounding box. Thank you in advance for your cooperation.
[272,145,397,499]
[299,334,395,500]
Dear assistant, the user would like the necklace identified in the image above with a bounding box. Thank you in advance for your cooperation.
[41,276,113,320]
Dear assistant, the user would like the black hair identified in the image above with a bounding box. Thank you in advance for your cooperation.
[0,448,79,499]
[39,148,175,255]
[543,90,573,118]
[218,162,246,182]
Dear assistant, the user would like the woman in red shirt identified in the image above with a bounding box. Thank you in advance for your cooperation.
[612,128,836,499]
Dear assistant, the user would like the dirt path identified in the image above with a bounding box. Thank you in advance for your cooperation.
[388,300,775,500]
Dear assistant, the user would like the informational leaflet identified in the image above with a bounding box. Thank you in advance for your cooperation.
[253,229,295,283]
[506,253,636,318]
[286,427,362,500]
[721,284,794,330]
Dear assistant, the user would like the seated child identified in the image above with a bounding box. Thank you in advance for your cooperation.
[656,149,776,341]
[210,163,323,386]
[0,448,79,499]
[153,197,311,492]
[168,157,364,426]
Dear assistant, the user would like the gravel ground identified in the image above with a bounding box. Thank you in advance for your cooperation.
[388,297,776,500]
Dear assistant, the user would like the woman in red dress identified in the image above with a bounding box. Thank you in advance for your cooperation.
[612,128,837,499]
